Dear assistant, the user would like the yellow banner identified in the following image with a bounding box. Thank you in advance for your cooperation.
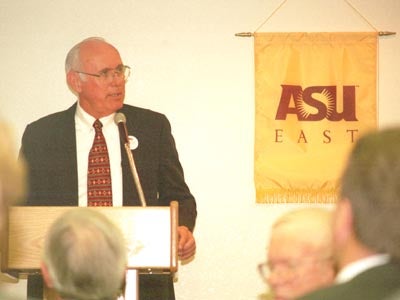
[254,32,377,203]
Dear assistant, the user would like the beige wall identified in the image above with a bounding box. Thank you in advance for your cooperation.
[1,0,399,299]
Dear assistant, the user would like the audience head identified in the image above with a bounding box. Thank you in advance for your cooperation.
[0,121,26,232]
[260,208,335,300]
[41,208,127,300]
[335,127,400,264]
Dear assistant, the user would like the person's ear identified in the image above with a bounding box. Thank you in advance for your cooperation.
[41,261,54,288]
[333,198,353,243]
[67,70,82,94]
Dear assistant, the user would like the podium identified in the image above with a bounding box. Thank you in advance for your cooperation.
[1,202,179,299]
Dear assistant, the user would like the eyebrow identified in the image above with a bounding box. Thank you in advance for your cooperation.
[98,64,124,73]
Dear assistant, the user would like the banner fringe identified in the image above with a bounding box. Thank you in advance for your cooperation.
[256,189,338,204]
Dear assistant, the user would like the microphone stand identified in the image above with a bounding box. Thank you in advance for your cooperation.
[123,141,147,207]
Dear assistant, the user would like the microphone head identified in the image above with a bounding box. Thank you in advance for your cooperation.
[114,112,126,124]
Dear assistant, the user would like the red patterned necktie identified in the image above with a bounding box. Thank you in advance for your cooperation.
[87,119,113,206]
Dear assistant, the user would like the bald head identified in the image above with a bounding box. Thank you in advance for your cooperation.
[271,208,333,254]
[64,37,126,118]
[65,37,120,73]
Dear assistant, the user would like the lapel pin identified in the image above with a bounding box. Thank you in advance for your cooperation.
[128,135,139,150]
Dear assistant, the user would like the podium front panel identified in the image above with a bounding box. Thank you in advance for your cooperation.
[5,206,177,273]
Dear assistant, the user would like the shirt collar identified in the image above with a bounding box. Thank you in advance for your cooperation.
[75,101,116,130]
[335,253,390,284]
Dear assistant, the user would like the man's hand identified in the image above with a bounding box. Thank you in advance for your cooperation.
[177,226,196,260]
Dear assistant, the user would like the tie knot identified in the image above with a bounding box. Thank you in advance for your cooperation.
[93,119,103,130]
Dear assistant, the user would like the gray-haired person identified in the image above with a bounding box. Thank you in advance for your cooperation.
[41,208,127,300]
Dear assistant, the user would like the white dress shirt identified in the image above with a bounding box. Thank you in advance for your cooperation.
[335,253,390,284]
[75,103,123,207]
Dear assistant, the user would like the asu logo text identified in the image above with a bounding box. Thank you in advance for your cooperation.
[274,85,359,144]
[276,85,357,121]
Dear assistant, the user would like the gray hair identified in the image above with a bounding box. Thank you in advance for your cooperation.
[272,207,333,255]
[65,37,106,73]
[43,208,127,300]
[340,127,400,259]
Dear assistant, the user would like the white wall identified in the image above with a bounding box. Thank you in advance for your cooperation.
[1,0,399,299]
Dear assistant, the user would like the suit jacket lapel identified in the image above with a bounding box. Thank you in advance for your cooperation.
[61,103,79,204]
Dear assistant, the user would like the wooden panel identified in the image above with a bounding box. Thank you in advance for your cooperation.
[4,204,178,273]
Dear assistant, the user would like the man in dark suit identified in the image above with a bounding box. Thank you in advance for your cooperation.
[19,37,197,299]
[298,128,400,300]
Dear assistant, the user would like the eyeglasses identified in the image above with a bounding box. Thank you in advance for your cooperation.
[74,65,131,82]
[258,256,333,282]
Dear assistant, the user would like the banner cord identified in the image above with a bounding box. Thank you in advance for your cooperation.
[235,0,395,37]
[253,0,288,33]
[343,0,377,31]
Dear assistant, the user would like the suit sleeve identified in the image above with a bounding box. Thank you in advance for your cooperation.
[157,115,197,232]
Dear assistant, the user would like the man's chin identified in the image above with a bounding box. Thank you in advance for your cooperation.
[110,100,124,111]
[106,94,124,105]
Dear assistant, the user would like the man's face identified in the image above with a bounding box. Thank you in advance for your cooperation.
[73,41,126,119]
[265,233,334,300]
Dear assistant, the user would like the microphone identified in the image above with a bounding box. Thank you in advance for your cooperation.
[114,112,147,207]
[114,112,129,144]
